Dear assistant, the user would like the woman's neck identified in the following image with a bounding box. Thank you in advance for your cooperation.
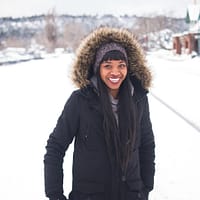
[109,89,119,99]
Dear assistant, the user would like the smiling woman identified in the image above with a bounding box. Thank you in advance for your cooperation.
[44,27,155,200]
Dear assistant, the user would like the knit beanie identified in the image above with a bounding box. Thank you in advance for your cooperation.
[93,42,128,74]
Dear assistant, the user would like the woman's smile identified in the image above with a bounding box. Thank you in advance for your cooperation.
[108,77,120,83]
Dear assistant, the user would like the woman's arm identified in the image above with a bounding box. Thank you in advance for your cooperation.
[44,91,80,199]
[139,95,155,193]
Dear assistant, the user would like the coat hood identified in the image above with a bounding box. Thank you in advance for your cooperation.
[72,27,152,90]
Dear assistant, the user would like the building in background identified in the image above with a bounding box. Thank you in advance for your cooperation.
[173,0,200,55]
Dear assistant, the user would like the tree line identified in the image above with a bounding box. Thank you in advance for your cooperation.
[0,11,188,52]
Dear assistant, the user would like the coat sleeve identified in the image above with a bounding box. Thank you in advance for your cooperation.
[44,91,80,199]
[139,95,155,192]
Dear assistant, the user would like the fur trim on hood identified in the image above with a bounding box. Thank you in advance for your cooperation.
[72,27,152,90]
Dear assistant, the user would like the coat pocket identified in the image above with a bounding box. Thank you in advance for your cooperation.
[79,125,103,151]
[71,182,105,200]
[126,179,143,191]
[126,180,147,200]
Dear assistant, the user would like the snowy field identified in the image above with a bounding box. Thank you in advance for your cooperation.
[0,51,200,200]
[147,50,200,200]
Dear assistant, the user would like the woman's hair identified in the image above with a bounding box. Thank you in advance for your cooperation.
[96,50,137,176]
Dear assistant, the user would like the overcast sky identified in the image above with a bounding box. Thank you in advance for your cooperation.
[0,0,197,18]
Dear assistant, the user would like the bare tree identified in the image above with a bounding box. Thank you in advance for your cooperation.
[44,9,58,52]
[132,13,176,50]
[63,21,88,51]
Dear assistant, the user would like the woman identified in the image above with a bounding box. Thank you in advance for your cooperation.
[44,27,155,200]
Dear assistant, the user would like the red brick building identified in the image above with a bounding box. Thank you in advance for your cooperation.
[173,3,200,55]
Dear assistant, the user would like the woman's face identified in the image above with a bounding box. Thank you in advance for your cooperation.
[100,60,127,98]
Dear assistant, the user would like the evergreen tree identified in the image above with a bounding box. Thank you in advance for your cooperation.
[185,9,190,24]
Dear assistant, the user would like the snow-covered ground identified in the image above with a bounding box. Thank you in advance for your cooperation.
[0,47,67,65]
[148,50,200,131]
[147,50,200,200]
[0,50,199,200]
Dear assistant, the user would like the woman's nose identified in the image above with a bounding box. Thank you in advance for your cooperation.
[110,68,120,75]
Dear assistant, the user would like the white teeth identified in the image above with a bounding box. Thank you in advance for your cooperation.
[109,78,120,83]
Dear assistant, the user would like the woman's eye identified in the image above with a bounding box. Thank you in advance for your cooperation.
[104,65,111,69]
[119,64,126,68]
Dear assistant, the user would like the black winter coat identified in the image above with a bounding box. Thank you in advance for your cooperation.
[44,83,155,200]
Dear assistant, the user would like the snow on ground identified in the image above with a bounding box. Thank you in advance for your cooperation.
[149,95,200,200]
[0,50,200,200]
[147,50,200,130]
[147,50,200,200]
[0,54,75,199]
